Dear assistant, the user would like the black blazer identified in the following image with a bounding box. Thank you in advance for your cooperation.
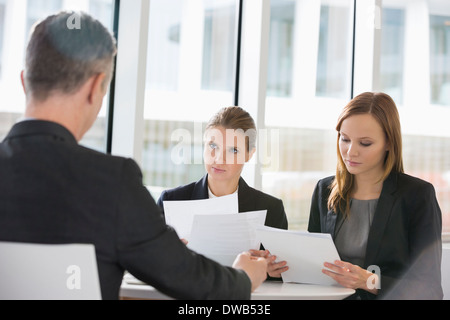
[0,120,251,300]
[308,172,443,300]
[157,175,288,230]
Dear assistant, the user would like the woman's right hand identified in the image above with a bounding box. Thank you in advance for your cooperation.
[250,249,289,278]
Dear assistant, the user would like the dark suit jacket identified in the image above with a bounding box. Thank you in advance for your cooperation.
[308,172,443,300]
[157,175,288,230]
[0,120,251,300]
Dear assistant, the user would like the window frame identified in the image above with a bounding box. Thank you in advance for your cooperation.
[109,0,450,239]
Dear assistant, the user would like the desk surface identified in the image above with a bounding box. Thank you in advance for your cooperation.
[120,275,355,300]
[250,281,355,300]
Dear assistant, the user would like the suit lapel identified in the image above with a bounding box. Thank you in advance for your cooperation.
[364,172,398,266]
[237,178,255,213]
[191,175,209,200]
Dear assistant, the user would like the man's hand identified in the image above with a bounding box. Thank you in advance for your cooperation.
[232,252,268,292]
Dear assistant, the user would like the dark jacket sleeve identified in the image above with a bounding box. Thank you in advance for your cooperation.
[308,177,334,234]
[115,159,252,300]
[379,182,443,300]
[308,181,322,233]
[265,198,288,230]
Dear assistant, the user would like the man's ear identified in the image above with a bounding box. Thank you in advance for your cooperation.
[87,73,107,104]
[20,70,27,95]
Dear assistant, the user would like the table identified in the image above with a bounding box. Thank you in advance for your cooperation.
[120,274,355,300]
[250,281,354,300]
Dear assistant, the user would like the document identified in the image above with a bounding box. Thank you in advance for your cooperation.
[256,226,341,286]
[163,194,266,266]
[188,210,267,267]
[163,193,239,239]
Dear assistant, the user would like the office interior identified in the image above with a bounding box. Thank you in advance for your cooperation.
[0,0,449,300]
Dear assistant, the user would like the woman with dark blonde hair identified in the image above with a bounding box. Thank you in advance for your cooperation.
[308,92,443,299]
[158,106,289,278]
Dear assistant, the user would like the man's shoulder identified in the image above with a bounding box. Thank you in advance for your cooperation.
[76,145,142,178]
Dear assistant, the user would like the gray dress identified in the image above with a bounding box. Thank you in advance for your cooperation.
[334,199,378,267]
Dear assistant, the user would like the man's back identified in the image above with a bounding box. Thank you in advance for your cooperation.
[0,120,252,300]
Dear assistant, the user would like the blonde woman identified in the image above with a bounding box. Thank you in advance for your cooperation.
[309,92,443,299]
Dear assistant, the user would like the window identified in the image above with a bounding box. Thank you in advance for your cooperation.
[430,14,450,106]
[141,0,238,196]
[264,0,354,230]
[202,2,236,91]
[377,0,450,238]
[266,0,295,97]
[427,0,450,238]
[262,0,450,236]
[0,0,115,152]
[0,0,6,80]
[8,1,449,239]
[316,3,353,99]
[379,7,405,104]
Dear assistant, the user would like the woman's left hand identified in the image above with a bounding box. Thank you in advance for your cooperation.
[322,260,379,295]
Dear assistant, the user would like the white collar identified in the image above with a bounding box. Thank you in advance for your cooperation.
[208,186,239,199]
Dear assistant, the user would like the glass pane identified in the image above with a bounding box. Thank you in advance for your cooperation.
[428,0,450,237]
[0,0,6,81]
[266,0,295,97]
[264,0,354,230]
[142,0,237,196]
[379,7,405,104]
[316,4,353,99]
[377,0,450,238]
[202,2,236,91]
[0,0,115,152]
[430,13,450,106]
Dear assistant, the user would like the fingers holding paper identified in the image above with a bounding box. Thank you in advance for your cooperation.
[233,252,268,292]
[322,260,379,295]
[249,250,289,278]
[267,256,289,278]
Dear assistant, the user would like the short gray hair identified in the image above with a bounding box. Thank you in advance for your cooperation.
[24,11,117,101]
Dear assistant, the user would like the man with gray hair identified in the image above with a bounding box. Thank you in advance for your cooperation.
[0,11,267,300]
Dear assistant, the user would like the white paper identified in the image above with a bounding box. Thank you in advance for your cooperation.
[163,193,239,239]
[188,210,267,266]
[256,226,341,286]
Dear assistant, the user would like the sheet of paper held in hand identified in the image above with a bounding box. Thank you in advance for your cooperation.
[163,193,267,266]
[163,193,239,239]
[256,226,341,286]
[188,210,267,266]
